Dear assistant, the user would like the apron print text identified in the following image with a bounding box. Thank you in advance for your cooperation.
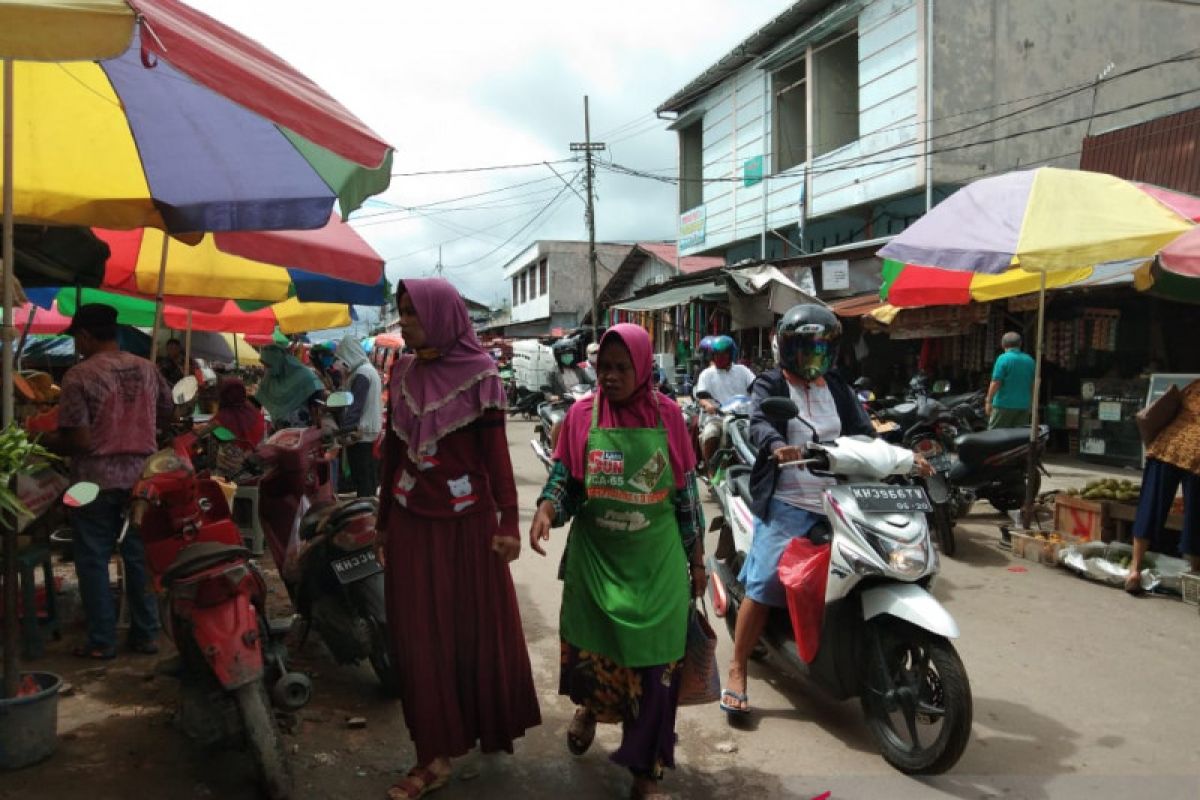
[594,509,651,532]
[588,449,624,475]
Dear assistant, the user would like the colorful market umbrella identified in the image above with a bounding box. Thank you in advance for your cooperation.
[57,287,350,336]
[2,2,392,233]
[877,168,1195,521]
[1,0,395,425]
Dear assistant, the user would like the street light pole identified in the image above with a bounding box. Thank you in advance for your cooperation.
[570,96,605,342]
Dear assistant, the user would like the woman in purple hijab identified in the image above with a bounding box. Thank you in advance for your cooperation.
[376,279,541,799]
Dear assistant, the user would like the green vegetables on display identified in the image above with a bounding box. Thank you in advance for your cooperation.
[1065,478,1141,503]
[0,424,58,520]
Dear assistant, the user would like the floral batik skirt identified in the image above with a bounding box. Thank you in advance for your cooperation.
[559,641,682,778]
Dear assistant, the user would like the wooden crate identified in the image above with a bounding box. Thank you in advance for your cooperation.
[1011,530,1084,565]
[1054,494,1110,542]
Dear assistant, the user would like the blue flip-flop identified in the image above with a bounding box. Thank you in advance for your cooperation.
[719,688,750,716]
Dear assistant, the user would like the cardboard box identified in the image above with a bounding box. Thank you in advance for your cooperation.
[1011,530,1083,565]
[1054,494,1110,542]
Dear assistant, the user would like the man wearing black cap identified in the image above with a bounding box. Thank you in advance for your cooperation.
[42,304,175,660]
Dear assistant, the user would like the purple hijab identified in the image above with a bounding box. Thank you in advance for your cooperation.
[388,278,506,456]
[554,323,694,489]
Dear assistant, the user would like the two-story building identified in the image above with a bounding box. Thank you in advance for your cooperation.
[501,241,634,336]
[657,0,1200,292]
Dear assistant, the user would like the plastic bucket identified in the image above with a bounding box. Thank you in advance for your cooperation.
[0,671,62,770]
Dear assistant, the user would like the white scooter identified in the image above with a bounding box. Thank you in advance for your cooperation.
[708,396,973,775]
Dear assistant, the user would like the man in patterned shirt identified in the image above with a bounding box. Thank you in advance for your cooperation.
[43,304,175,660]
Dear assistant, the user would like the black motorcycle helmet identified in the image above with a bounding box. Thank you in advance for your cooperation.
[551,337,581,368]
[775,303,841,381]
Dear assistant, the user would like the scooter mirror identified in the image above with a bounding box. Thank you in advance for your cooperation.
[760,397,799,422]
[932,380,951,395]
[172,375,199,405]
[211,426,237,443]
[63,482,100,508]
[326,390,354,409]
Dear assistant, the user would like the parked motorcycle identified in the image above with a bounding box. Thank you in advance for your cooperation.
[233,391,398,696]
[948,425,1050,515]
[530,383,592,471]
[708,396,973,775]
[508,386,546,420]
[65,380,300,798]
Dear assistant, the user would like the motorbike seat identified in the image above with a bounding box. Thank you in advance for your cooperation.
[328,498,377,531]
[163,541,249,585]
[954,427,1030,467]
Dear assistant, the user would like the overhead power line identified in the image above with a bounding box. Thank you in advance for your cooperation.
[390,158,578,177]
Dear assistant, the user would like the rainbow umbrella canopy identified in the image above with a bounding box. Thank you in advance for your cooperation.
[878,168,1194,307]
[1,0,393,233]
[54,287,350,336]
[875,167,1195,521]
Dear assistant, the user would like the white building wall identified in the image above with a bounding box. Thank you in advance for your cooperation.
[680,0,922,256]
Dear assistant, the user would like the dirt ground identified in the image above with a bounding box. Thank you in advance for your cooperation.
[3,422,1200,799]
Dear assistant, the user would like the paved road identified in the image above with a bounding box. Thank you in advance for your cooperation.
[6,419,1198,799]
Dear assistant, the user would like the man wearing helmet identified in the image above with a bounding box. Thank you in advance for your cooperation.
[721,303,930,715]
[694,334,756,467]
[547,336,594,400]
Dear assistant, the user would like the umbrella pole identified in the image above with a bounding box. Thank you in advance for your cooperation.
[184,310,192,370]
[234,334,239,369]
[15,304,35,371]
[2,57,18,699]
[1022,271,1048,528]
[149,235,170,363]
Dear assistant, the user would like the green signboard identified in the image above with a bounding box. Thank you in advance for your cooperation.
[743,155,764,187]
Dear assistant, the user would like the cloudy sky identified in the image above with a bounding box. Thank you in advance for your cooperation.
[189,0,790,309]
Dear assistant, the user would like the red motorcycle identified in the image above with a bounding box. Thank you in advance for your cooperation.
[234,394,396,695]
[68,418,302,799]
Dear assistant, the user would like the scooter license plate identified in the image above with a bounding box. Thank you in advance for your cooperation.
[849,484,933,513]
[330,549,383,584]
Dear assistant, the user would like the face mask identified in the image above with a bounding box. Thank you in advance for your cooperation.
[561,354,575,366]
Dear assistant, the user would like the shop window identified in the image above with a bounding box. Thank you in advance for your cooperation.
[772,57,807,172]
[812,29,859,157]
[519,270,527,305]
[678,120,704,211]
[539,259,548,295]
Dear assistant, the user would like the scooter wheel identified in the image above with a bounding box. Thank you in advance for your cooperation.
[271,671,312,712]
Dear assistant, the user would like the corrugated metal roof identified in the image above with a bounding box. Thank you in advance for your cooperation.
[638,242,725,274]
[1081,107,1200,195]
[655,1,828,115]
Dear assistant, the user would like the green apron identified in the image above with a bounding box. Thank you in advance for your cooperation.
[560,400,689,668]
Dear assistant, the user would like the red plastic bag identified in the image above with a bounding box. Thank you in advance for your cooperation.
[777,537,831,664]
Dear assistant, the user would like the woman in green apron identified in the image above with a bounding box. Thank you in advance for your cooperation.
[530,324,706,800]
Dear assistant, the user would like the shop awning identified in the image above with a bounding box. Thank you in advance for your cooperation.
[829,293,887,318]
[611,280,726,311]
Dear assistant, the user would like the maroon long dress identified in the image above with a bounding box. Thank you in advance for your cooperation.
[378,407,541,763]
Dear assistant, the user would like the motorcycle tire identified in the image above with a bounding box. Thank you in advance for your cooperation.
[931,504,956,558]
[860,621,973,775]
[987,470,1041,515]
[351,572,402,697]
[235,680,293,800]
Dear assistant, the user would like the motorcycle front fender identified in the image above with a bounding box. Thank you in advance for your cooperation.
[923,473,950,504]
[187,592,265,689]
[860,583,959,639]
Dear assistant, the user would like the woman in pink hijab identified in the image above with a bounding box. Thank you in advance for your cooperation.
[529,323,705,800]
[377,279,541,799]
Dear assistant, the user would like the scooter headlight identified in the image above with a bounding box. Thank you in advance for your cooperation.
[887,543,928,576]
[853,520,928,577]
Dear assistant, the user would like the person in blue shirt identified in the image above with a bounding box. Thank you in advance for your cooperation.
[985,332,1036,429]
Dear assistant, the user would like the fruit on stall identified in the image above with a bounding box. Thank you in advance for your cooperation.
[1064,479,1141,503]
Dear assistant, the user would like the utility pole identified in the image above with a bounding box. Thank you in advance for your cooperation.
[570,96,605,342]
[434,245,443,277]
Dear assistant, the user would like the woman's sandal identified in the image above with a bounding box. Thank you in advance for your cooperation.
[566,707,597,755]
[719,688,750,716]
[630,778,672,799]
[72,644,116,661]
[385,765,450,800]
